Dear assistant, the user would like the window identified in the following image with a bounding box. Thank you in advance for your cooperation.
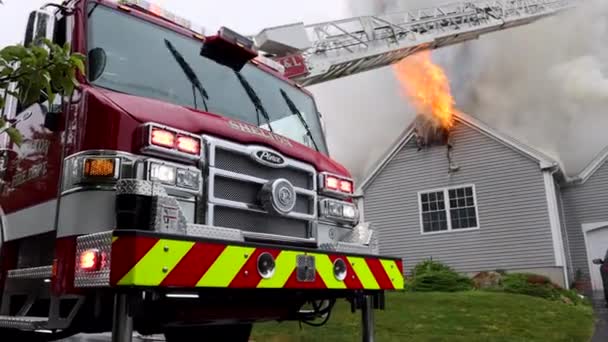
[86,4,328,153]
[419,185,479,234]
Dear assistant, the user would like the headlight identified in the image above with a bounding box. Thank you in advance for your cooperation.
[320,199,359,224]
[176,168,200,190]
[147,161,201,192]
[150,163,176,185]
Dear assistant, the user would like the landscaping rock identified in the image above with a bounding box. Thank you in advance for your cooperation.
[472,271,502,289]
[560,295,574,305]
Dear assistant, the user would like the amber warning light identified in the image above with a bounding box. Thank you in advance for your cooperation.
[84,158,117,178]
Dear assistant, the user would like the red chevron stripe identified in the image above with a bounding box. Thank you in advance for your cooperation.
[396,259,404,273]
[110,236,158,285]
[328,255,363,289]
[228,248,281,288]
[160,243,227,287]
[365,258,394,290]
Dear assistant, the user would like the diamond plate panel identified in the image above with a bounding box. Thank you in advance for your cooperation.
[74,231,113,288]
[7,266,52,280]
[0,315,48,330]
[296,254,315,282]
[151,196,188,235]
[186,224,244,242]
[116,179,168,197]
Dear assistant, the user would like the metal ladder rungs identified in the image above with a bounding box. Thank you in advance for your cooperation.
[6,266,53,280]
[0,315,48,330]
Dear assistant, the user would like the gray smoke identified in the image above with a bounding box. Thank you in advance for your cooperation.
[311,0,608,181]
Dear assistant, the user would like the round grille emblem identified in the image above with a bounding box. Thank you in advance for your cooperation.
[259,178,297,216]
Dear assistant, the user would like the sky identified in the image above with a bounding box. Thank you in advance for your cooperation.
[2,0,605,182]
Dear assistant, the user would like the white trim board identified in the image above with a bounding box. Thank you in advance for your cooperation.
[543,171,569,288]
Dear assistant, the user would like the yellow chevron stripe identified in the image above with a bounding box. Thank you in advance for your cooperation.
[257,251,299,288]
[347,257,380,289]
[118,239,194,286]
[381,259,404,290]
[311,253,347,289]
[197,246,255,287]
[112,236,119,243]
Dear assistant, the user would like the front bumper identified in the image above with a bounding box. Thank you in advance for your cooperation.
[75,230,404,291]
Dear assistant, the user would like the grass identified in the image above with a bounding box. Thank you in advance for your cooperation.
[251,291,595,342]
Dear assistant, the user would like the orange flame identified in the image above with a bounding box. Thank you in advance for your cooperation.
[393,50,455,130]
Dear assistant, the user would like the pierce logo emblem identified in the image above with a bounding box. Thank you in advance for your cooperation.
[251,149,287,168]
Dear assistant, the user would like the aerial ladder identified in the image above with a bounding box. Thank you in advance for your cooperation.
[253,0,574,86]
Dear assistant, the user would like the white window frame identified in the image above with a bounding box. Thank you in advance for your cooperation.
[418,184,480,235]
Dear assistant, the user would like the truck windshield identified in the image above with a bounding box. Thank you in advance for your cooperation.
[87,4,327,154]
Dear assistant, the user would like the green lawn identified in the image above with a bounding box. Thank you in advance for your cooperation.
[251,291,595,342]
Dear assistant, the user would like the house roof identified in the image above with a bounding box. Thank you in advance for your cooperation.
[359,112,560,190]
[562,145,608,185]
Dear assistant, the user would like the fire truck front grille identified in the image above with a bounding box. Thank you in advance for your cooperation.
[212,206,309,239]
[213,177,313,215]
[203,136,317,243]
[214,149,312,189]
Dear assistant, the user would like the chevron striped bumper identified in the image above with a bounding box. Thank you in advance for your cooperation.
[74,231,404,291]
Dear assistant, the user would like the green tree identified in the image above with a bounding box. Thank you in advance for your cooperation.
[0,39,85,145]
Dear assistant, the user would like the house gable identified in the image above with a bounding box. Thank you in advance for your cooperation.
[363,120,557,274]
[560,158,608,282]
[360,113,557,191]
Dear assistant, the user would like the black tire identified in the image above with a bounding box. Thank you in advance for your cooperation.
[164,324,253,342]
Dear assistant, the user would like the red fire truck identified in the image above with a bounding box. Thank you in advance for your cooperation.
[0,0,403,341]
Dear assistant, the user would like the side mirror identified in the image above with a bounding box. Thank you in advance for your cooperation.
[593,259,604,265]
[24,10,55,47]
[88,48,107,82]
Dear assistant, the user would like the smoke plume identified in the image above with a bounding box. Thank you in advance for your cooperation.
[312,0,608,181]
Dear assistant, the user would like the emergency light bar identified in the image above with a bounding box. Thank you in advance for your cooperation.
[117,0,205,34]
[319,172,354,198]
[201,27,258,71]
[139,123,202,163]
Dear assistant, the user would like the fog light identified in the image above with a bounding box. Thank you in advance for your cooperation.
[257,252,276,279]
[176,168,200,190]
[333,258,347,281]
[150,163,176,185]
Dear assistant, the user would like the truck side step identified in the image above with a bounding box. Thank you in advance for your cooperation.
[6,266,53,280]
[0,315,48,330]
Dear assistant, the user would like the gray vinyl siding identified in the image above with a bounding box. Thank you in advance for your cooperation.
[561,161,608,282]
[363,122,555,274]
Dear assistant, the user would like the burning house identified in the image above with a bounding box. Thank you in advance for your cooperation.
[358,52,608,290]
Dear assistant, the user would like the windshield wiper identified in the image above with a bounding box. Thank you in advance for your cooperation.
[279,89,320,152]
[163,39,209,111]
[234,71,274,132]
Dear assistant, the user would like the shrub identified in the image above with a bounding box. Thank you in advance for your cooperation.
[501,273,560,300]
[413,259,453,277]
[411,270,473,292]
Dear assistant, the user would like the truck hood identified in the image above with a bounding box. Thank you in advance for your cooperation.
[96,88,351,177]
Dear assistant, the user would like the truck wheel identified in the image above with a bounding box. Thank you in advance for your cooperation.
[164,324,252,342]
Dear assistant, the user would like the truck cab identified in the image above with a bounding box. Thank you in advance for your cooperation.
[0,1,403,341]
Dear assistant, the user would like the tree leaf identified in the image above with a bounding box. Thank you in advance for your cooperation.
[71,56,86,75]
[6,127,22,147]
